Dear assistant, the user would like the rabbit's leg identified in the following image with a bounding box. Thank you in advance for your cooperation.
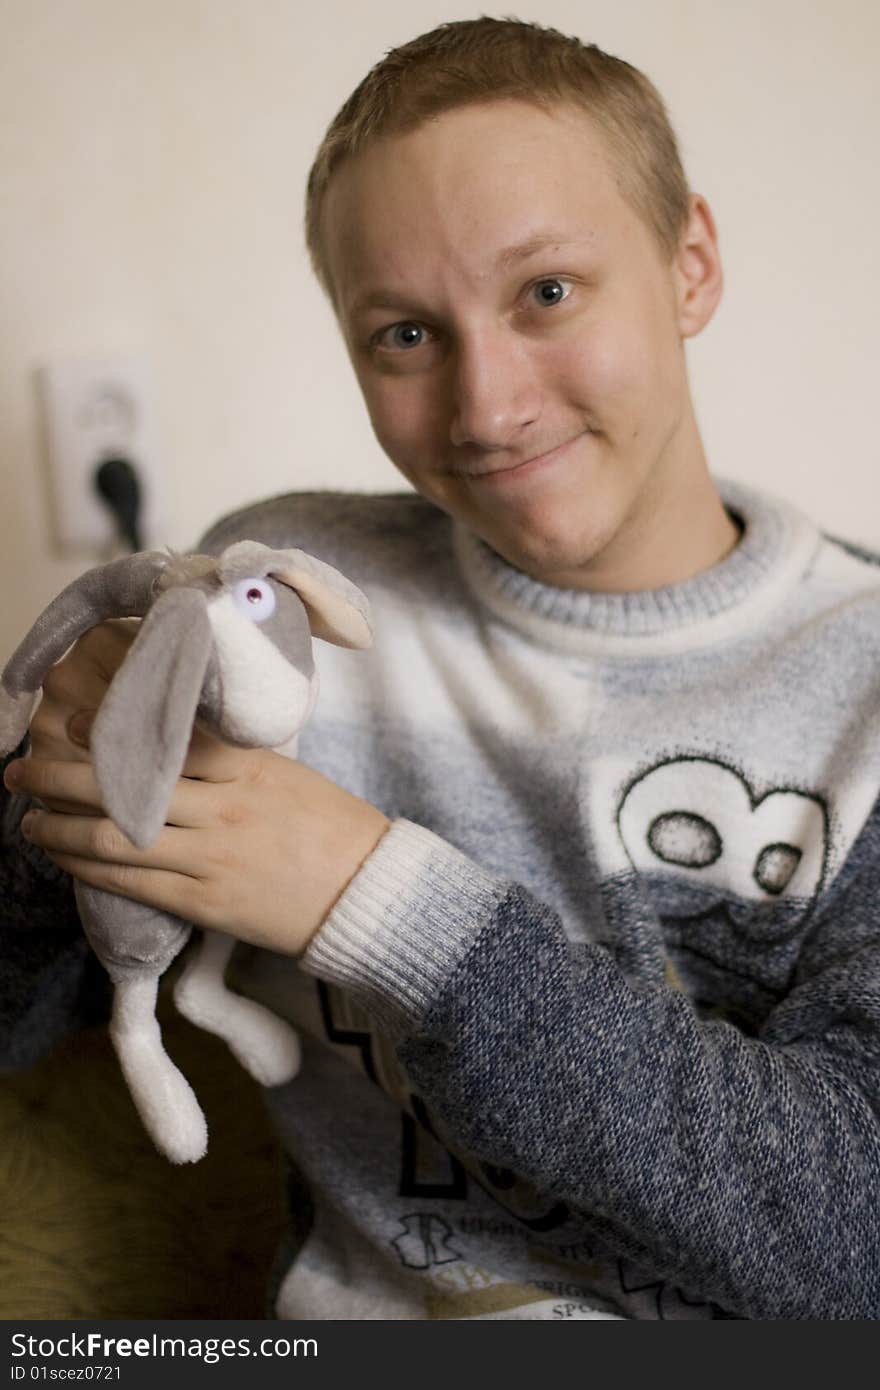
[110,971,208,1164]
[173,929,301,1087]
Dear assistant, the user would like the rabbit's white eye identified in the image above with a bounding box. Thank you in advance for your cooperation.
[231,577,276,622]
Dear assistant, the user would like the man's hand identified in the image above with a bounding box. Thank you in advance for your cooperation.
[3,622,391,955]
[23,618,138,811]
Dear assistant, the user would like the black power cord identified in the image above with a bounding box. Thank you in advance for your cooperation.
[93,456,143,552]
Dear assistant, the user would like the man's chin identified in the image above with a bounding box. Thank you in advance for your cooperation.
[472,515,605,589]
[418,467,618,587]
[452,452,619,583]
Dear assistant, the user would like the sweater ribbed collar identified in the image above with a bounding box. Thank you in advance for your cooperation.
[452,477,821,657]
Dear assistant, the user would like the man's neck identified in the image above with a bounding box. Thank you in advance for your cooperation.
[549,411,741,594]
[584,477,740,594]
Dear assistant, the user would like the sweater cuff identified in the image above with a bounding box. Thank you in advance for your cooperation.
[300,819,508,1035]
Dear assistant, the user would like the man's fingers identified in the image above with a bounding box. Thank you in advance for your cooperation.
[4,757,104,809]
[27,702,97,763]
[30,621,141,757]
[40,661,114,710]
[40,620,137,705]
[180,723,264,783]
[21,807,226,931]
[4,755,229,830]
[64,618,140,683]
[20,808,202,877]
[67,710,95,748]
[38,850,208,925]
[34,710,235,766]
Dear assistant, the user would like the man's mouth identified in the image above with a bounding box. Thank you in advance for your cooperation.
[455,430,591,483]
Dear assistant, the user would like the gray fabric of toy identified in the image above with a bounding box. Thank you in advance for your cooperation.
[0,542,372,1163]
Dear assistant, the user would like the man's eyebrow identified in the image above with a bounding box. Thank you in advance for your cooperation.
[348,288,423,320]
[347,234,593,320]
[494,232,590,269]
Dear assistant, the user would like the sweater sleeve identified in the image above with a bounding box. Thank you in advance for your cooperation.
[0,741,109,1068]
[300,817,880,1321]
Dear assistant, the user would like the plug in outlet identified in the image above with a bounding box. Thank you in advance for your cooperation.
[38,358,164,556]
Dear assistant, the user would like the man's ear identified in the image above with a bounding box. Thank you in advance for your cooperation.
[673,193,724,339]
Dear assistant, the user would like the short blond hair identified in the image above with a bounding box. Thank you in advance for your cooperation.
[305,16,692,300]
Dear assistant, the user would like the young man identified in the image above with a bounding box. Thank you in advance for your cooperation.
[3,18,879,1319]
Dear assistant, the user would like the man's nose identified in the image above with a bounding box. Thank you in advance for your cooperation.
[448,328,540,450]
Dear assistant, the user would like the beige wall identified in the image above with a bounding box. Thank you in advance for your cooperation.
[1,0,878,655]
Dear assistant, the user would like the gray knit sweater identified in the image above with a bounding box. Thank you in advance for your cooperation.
[3,477,880,1319]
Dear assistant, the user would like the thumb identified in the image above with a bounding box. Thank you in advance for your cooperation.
[67,710,96,748]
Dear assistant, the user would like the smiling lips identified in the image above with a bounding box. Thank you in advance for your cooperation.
[456,430,591,483]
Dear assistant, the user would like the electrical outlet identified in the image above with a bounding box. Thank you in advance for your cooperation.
[38,358,164,555]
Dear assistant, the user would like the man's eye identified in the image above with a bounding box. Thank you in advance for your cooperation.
[376,321,426,351]
[530,278,571,307]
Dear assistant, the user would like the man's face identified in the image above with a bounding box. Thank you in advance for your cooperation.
[323,99,716,589]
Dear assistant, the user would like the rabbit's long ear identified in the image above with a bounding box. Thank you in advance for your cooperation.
[0,552,169,754]
[216,542,372,650]
[274,557,373,649]
[92,587,213,850]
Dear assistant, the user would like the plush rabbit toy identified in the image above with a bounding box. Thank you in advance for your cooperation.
[0,541,372,1163]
